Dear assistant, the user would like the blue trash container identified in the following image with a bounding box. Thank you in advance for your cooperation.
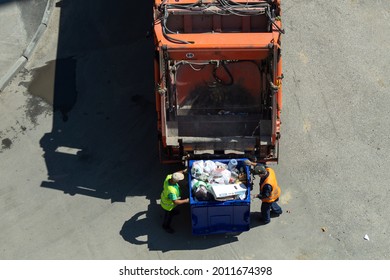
[188,158,251,235]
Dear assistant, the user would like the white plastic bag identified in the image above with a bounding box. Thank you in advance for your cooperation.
[220,169,232,184]
[191,160,204,179]
[214,161,228,170]
[191,179,199,190]
[203,160,217,174]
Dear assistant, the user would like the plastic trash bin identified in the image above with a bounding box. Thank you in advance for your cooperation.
[188,158,251,235]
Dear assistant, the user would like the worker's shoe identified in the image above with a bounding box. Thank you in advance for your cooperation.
[162,225,175,234]
[270,211,282,218]
[270,208,282,217]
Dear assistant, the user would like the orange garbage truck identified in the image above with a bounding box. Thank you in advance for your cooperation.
[153,0,284,234]
[153,0,283,164]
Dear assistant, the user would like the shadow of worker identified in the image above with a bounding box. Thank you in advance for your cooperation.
[120,210,150,246]
[120,200,240,253]
[120,200,194,250]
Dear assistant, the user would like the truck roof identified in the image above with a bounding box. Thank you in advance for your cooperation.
[154,0,282,58]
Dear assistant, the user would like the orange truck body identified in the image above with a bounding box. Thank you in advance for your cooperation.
[153,0,283,164]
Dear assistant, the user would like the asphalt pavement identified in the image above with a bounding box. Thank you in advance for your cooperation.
[0,0,390,260]
[0,0,51,92]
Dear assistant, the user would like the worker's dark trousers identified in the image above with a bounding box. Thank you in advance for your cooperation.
[261,198,282,223]
[162,208,179,228]
[162,210,173,228]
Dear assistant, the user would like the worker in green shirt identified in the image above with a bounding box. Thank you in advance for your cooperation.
[160,170,189,233]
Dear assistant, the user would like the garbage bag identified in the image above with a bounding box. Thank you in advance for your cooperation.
[194,186,214,201]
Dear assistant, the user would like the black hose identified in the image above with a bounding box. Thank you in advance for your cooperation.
[266,9,285,34]
[213,63,234,86]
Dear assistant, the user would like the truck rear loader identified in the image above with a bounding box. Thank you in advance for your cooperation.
[153,0,284,234]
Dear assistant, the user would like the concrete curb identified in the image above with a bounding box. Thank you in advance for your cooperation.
[0,0,55,92]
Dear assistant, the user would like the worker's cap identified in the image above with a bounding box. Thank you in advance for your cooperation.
[254,165,267,175]
[172,172,185,182]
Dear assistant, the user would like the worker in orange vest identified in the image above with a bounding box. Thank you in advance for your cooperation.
[253,164,282,224]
